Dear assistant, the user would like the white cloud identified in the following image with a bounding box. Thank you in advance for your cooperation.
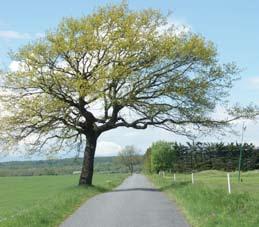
[158,17,191,36]
[35,32,45,38]
[9,60,29,72]
[95,141,122,156]
[9,60,21,72]
[0,30,31,39]
[170,19,191,35]
[247,77,259,89]
[0,30,45,41]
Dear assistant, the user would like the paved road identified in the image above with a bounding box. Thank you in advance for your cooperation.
[60,174,189,227]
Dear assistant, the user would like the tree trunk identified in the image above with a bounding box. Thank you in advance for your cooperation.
[130,164,134,175]
[79,133,97,186]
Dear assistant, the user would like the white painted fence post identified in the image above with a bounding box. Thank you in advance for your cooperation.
[191,172,194,184]
[173,173,176,182]
[227,173,231,194]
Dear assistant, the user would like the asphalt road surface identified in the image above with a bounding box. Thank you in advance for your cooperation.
[60,174,189,227]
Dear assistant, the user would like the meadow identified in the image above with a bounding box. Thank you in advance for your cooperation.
[149,170,259,227]
[0,173,127,227]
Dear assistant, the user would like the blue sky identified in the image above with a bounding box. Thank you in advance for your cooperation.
[0,0,259,160]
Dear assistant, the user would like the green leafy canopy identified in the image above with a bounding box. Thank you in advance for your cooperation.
[0,2,255,154]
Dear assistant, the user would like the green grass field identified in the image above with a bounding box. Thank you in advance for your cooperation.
[0,173,127,227]
[149,170,259,227]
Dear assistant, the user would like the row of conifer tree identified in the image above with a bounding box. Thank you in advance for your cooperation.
[143,142,259,173]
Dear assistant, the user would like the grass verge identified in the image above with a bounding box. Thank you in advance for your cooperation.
[149,171,259,227]
[0,173,127,227]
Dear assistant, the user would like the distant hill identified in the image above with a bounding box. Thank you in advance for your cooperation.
[0,156,134,177]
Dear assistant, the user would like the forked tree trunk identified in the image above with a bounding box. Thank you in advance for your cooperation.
[79,133,97,185]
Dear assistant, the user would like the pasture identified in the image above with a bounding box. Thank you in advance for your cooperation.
[150,170,259,227]
[0,173,127,227]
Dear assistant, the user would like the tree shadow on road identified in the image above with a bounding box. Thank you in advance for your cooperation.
[157,182,190,192]
[112,188,158,192]
[90,181,191,194]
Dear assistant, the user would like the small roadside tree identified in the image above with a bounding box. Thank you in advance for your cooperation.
[151,141,176,173]
[0,3,254,185]
[116,145,141,174]
[143,147,152,173]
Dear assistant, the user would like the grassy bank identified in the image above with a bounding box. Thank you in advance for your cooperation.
[0,173,127,227]
[149,170,259,227]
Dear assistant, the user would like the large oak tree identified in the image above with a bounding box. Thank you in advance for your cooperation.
[0,3,253,185]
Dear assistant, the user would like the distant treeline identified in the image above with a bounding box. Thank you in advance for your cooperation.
[0,156,142,177]
[144,141,259,173]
